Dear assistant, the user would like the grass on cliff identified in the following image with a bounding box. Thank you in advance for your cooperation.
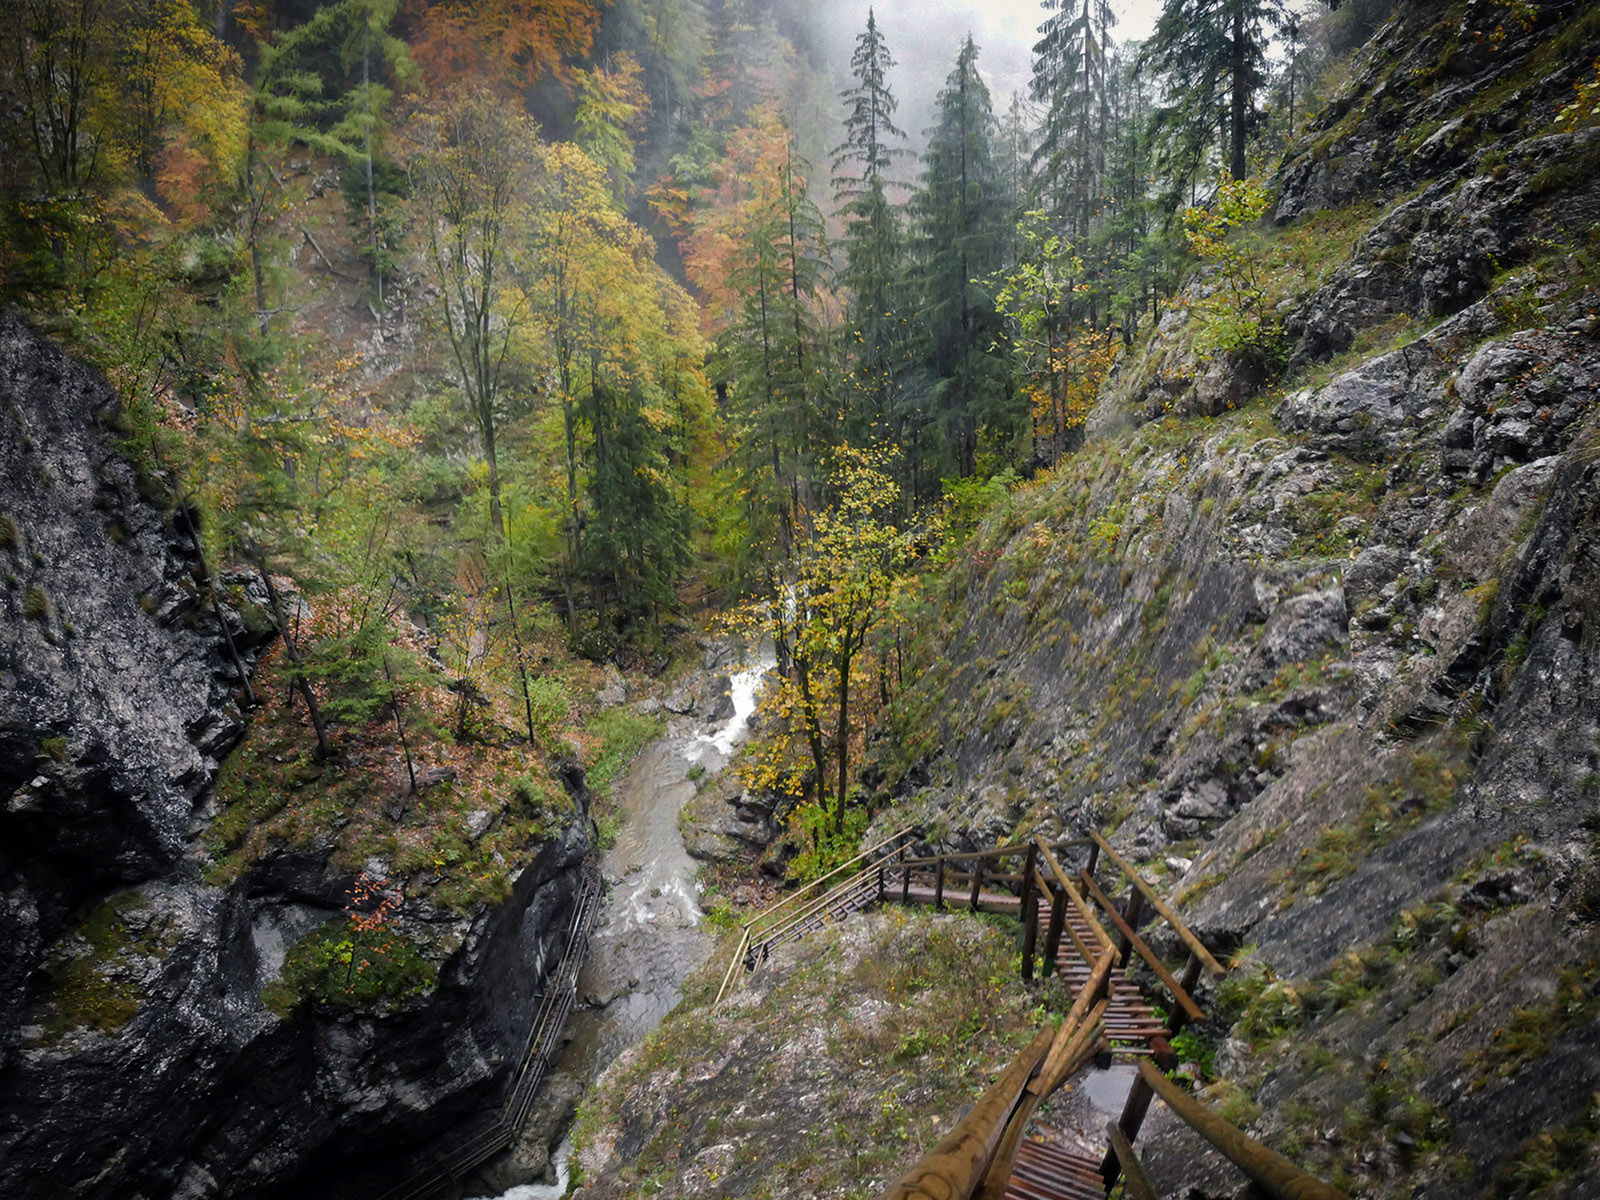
[572,908,1057,1198]
[23,890,180,1046]
[204,636,662,1012]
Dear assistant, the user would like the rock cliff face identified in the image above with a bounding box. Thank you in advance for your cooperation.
[0,312,592,1199]
[860,2,1600,1192]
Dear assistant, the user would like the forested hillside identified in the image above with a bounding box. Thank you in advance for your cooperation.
[5,0,1600,1196]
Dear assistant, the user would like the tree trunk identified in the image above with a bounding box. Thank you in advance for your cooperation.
[834,641,852,833]
[363,12,382,306]
[258,565,332,760]
[1230,0,1248,180]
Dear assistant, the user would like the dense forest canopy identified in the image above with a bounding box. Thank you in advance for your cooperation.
[0,0,1411,850]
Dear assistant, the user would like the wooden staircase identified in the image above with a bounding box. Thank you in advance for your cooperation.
[1004,1140,1110,1200]
[717,828,1348,1200]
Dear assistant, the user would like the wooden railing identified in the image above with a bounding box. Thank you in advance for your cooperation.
[1131,1059,1351,1200]
[713,826,916,1005]
[374,866,603,1200]
[879,947,1115,1200]
[874,828,1350,1200]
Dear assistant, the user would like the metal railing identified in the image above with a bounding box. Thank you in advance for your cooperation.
[374,866,603,1200]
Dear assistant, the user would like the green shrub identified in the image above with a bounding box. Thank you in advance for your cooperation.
[586,707,664,797]
[525,674,570,746]
[0,514,17,551]
[23,585,50,622]
[262,918,436,1016]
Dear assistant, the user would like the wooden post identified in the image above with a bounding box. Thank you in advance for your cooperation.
[934,858,946,910]
[1166,951,1206,1039]
[878,864,886,902]
[1085,838,1101,880]
[1041,885,1067,978]
[901,851,912,906]
[1019,844,1038,982]
[1105,1122,1160,1200]
[1020,889,1038,982]
[1100,1072,1156,1188]
[969,857,984,912]
[1115,888,1145,964]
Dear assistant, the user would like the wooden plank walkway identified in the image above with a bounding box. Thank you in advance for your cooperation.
[1004,1139,1109,1200]
[898,879,1171,1059]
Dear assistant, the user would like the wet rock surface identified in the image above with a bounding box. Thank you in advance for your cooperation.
[0,314,593,1200]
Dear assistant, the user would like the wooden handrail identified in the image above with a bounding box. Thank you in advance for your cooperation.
[714,828,914,1006]
[1135,1060,1352,1200]
[1035,835,1115,956]
[877,1025,1056,1200]
[1105,1122,1160,1200]
[747,826,914,936]
[715,926,752,1007]
[1090,831,1225,978]
[376,868,602,1200]
[977,947,1118,1200]
[758,872,880,949]
[1078,869,1205,1026]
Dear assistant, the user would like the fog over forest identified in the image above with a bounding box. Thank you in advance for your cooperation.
[800,0,1167,157]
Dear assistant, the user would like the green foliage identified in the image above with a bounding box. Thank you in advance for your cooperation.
[524,675,571,747]
[1487,1094,1600,1199]
[594,809,624,851]
[936,469,1014,554]
[0,514,18,552]
[262,917,436,1016]
[1465,962,1600,1086]
[1216,950,1305,1044]
[23,586,51,622]
[26,891,173,1045]
[784,798,872,883]
[585,707,665,798]
[1271,740,1465,907]
[1182,175,1282,364]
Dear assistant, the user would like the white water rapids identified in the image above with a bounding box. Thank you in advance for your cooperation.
[467,648,773,1199]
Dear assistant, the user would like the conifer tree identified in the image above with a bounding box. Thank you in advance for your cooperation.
[832,8,906,447]
[909,36,1015,487]
[1030,0,1116,240]
[1142,0,1286,186]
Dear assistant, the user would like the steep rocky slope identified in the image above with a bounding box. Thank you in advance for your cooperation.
[0,311,592,1199]
[840,2,1600,1193]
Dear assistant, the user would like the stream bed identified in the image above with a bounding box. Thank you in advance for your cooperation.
[468,654,771,1198]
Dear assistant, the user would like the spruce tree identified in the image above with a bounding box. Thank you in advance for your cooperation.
[1030,0,1116,240]
[909,36,1016,487]
[832,8,907,447]
[1142,0,1286,186]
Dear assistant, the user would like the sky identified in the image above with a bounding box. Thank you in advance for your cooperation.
[803,0,1166,154]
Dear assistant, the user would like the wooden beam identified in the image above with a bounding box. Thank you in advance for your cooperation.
[878,1025,1056,1200]
[1090,830,1226,978]
[1078,870,1205,1026]
[1133,1060,1353,1200]
[972,979,1113,1200]
[1105,1122,1160,1200]
[1035,836,1116,955]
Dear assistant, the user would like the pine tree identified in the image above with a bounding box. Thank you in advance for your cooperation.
[908,36,1015,488]
[832,8,906,448]
[1141,0,1286,187]
[1030,0,1116,241]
